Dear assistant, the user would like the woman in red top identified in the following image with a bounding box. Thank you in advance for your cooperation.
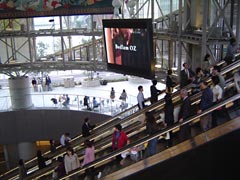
[112,124,130,163]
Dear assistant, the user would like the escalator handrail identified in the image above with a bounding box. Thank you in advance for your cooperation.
[2,59,240,179]
[58,93,240,180]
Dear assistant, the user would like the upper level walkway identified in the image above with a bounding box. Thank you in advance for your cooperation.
[0,73,166,116]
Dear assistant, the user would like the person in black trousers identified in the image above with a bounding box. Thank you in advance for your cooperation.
[37,150,47,169]
[163,93,175,148]
[166,69,177,94]
[82,117,96,137]
[150,79,163,104]
[180,63,195,88]
[178,89,192,142]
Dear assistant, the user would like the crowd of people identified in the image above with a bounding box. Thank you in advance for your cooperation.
[32,75,52,92]
[16,48,240,179]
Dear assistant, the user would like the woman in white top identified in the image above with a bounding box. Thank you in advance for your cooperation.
[64,146,80,180]
[211,76,223,103]
[211,75,223,128]
[119,89,128,102]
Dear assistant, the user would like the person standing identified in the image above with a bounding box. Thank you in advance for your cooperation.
[83,96,91,110]
[203,54,214,77]
[49,139,56,153]
[81,140,96,179]
[197,81,214,132]
[110,87,115,102]
[18,159,27,179]
[150,79,162,104]
[180,63,195,88]
[211,75,223,128]
[163,93,174,147]
[45,75,52,91]
[64,146,80,180]
[224,38,239,65]
[60,132,71,147]
[145,111,160,156]
[212,65,226,92]
[191,67,204,95]
[119,89,128,102]
[233,69,240,114]
[112,124,130,164]
[32,78,37,92]
[178,89,192,142]
[166,69,177,94]
[53,156,66,179]
[137,85,145,110]
[82,117,96,137]
[37,150,47,169]
[234,69,240,94]
[81,140,95,167]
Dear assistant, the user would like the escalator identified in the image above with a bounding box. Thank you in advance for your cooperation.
[114,117,240,180]
[22,69,240,179]
[1,59,239,180]
[62,93,240,180]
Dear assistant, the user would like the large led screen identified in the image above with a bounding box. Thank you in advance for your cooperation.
[103,19,155,79]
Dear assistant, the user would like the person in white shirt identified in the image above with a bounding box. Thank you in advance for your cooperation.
[137,85,145,110]
[60,133,71,147]
[211,76,223,128]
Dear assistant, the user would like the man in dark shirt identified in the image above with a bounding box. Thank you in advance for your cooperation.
[150,79,163,104]
[180,63,195,88]
[197,81,213,131]
[82,117,96,137]
[178,89,191,142]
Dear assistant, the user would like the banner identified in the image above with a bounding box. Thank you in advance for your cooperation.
[0,0,113,19]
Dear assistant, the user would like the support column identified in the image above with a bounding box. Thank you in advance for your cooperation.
[18,142,36,161]
[8,76,33,110]
[168,40,173,69]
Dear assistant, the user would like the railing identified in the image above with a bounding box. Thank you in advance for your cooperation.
[0,92,136,117]
[8,75,238,180]
[1,58,240,179]
[58,93,240,180]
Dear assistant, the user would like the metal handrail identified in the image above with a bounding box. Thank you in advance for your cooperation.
[1,59,240,179]
[59,93,240,180]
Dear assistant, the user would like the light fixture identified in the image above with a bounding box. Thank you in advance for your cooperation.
[112,0,123,16]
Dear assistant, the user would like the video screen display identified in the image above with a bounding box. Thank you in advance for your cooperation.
[102,19,155,79]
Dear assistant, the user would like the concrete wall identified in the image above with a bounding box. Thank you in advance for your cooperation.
[0,109,110,144]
